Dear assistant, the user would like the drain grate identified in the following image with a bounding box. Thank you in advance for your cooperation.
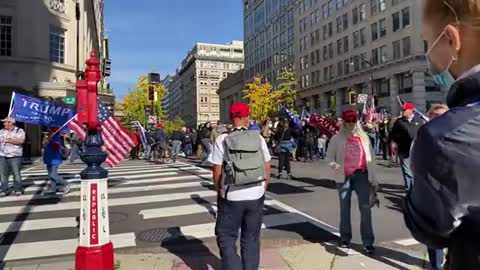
[137,227,183,242]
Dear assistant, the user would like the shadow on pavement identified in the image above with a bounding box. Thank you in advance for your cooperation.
[267,182,314,195]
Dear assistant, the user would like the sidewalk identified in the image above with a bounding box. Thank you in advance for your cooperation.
[7,242,429,270]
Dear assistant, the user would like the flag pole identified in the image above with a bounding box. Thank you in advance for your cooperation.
[50,114,78,137]
[7,91,16,117]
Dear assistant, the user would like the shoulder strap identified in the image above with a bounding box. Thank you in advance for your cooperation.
[280,129,287,141]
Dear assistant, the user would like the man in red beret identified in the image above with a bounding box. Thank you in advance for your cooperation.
[390,102,426,191]
[209,102,271,270]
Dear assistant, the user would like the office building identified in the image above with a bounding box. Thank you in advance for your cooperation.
[295,0,446,115]
[218,69,245,123]
[168,41,244,127]
[243,0,296,86]
[0,0,111,155]
[161,73,175,119]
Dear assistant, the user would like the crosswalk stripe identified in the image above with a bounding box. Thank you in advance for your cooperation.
[0,217,76,233]
[0,232,136,261]
[179,213,307,239]
[0,190,216,216]
[140,204,218,219]
[5,181,213,202]
[24,162,192,174]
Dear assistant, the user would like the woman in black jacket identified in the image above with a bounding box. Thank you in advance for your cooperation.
[275,120,299,179]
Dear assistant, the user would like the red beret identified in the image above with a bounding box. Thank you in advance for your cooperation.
[402,102,415,110]
[230,102,250,119]
[342,110,358,122]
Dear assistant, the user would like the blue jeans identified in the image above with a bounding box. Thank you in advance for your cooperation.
[0,156,23,192]
[172,140,182,156]
[215,196,264,270]
[144,145,151,160]
[200,139,212,164]
[338,170,375,246]
[69,144,81,163]
[47,164,66,190]
[184,143,192,157]
[400,157,413,191]
[428,248,444,270]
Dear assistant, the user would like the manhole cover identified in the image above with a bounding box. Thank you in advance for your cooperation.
[137,227,182,242]
[109,212,128,224]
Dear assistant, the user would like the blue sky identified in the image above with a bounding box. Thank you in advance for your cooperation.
[105,0,244,100]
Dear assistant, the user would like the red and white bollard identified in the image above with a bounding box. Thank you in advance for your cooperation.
[74,51,113,270]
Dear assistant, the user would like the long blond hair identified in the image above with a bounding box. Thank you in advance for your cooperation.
[339,122,371,148]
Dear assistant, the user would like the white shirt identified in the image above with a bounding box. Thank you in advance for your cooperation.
[0,127,25,158]
[209,130,271,201]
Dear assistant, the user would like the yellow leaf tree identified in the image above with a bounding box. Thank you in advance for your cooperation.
[243,77,282,123]
[120,74,168,127]
[277,70,298,113]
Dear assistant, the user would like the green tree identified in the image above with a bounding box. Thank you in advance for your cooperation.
[277,70,298,113]
[121,74,168,127]
[162,117,186,135]
[243,77,282,123]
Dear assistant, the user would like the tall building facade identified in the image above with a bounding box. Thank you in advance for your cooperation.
[161,73,175,119]
[169,41,244,128]
[243,0,296,86]
[295,0,446,115]
[0,0,110,155]
[218,69,245,123]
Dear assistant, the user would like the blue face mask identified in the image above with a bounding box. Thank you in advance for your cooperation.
[426,30,456,89]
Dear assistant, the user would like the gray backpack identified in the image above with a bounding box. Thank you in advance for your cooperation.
[223,130,266,186]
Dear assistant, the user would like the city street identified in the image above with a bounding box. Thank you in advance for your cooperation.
[0,158,427,269]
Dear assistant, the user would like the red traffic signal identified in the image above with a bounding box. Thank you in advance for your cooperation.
[148,85,155,101]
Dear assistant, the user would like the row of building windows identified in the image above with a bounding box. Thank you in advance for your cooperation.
[299,37,411,88]
[300,8,410,53]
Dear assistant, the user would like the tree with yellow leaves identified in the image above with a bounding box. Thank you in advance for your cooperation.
[243,77,283,123]
[277,70,298,113]
[120,74,168,127]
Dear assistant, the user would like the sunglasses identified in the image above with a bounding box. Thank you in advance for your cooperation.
[344,119,357,123]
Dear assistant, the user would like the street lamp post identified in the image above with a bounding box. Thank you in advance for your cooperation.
[75,1,81,79]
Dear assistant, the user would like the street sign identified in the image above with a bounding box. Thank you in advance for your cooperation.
[148,115,157,124]
[357,94,368,104]
[64,97,76,104]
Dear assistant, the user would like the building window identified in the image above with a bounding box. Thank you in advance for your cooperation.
[315,9,321,24]
[324,67,329,80]
[336,17,343,32]
[343,59,350,74]
[393,40,401,59]
[328,0,334,16]
[343,35,349,52]
[360,4,366,21]
[323,24,328,40]
[397,72,413,93]
[371,22,378,40]
[379,0,386,11]
[403,36,411,56]
[49,27,65,63]
[423,40,428,53]
[338,61,344,76]
[371,0,378,15]
[315,29,320,44]
[305,74,310,87]
[379,18,386,37]
[353,7,358,24]
[353,31,360,48]
[323,45,328,60]
[337,38,343,55]
[343,13,348,29]
[311,51,316,65]
[402,7,410,27]
[337,0,343,9]
[328,22,333,37]
[360,52,368,69]
[380,45,388,63]
[0,16,12,56]
[360,28,366,46]
[322,4,328,18]
[393,12,400,31]
[329,65,334,79]
[372,48,379,65]
[328,43,334,58]
[310,32,315,46]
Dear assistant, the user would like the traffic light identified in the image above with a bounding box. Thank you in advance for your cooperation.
[102,59,111,77]
[373,95,379,107]
[349,92,357,105]
[148,85,155,101]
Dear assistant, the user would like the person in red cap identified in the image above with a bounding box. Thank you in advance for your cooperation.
[389,102,426,191]
[327,109,378,254]
[209,102,271,270]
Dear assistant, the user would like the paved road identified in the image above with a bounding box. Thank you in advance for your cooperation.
[0,160,339,265]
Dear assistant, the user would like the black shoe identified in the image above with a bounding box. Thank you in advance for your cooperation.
[338,241,350,249]
[288,174,295,180]
[363,245,375,254]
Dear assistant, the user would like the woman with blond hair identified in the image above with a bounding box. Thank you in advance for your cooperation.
[327,109,378,254]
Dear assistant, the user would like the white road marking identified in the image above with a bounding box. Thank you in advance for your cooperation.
[0,217,77,233]
[393,238,419,246]
[0,190,216,215]
[140,204,218,219]
[0,232,136,261]
[5,181,213,202]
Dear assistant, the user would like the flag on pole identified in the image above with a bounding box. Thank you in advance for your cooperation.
[280,106,302,130]
[396,96,430,122]
[68,100,136,168]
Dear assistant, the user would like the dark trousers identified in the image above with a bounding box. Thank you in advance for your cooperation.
[278,151,291,174]
[428,248,444,270]
[215,196,265,270]
[380,139,389,160]
[305,141,314,161]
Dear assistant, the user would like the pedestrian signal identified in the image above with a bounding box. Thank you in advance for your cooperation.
[148,85,155,101]
[349,92,357,105]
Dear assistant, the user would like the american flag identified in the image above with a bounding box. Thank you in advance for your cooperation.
[68,100,136,168]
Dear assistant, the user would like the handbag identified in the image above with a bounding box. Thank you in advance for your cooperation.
[274,129,287,154]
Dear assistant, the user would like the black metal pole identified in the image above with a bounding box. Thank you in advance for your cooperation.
[75,1,80,79]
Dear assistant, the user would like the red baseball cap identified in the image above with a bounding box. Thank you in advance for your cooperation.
[402,102,415,110]
[157,123,164,128]
[342,110,358,122]
[230,102,250,119]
